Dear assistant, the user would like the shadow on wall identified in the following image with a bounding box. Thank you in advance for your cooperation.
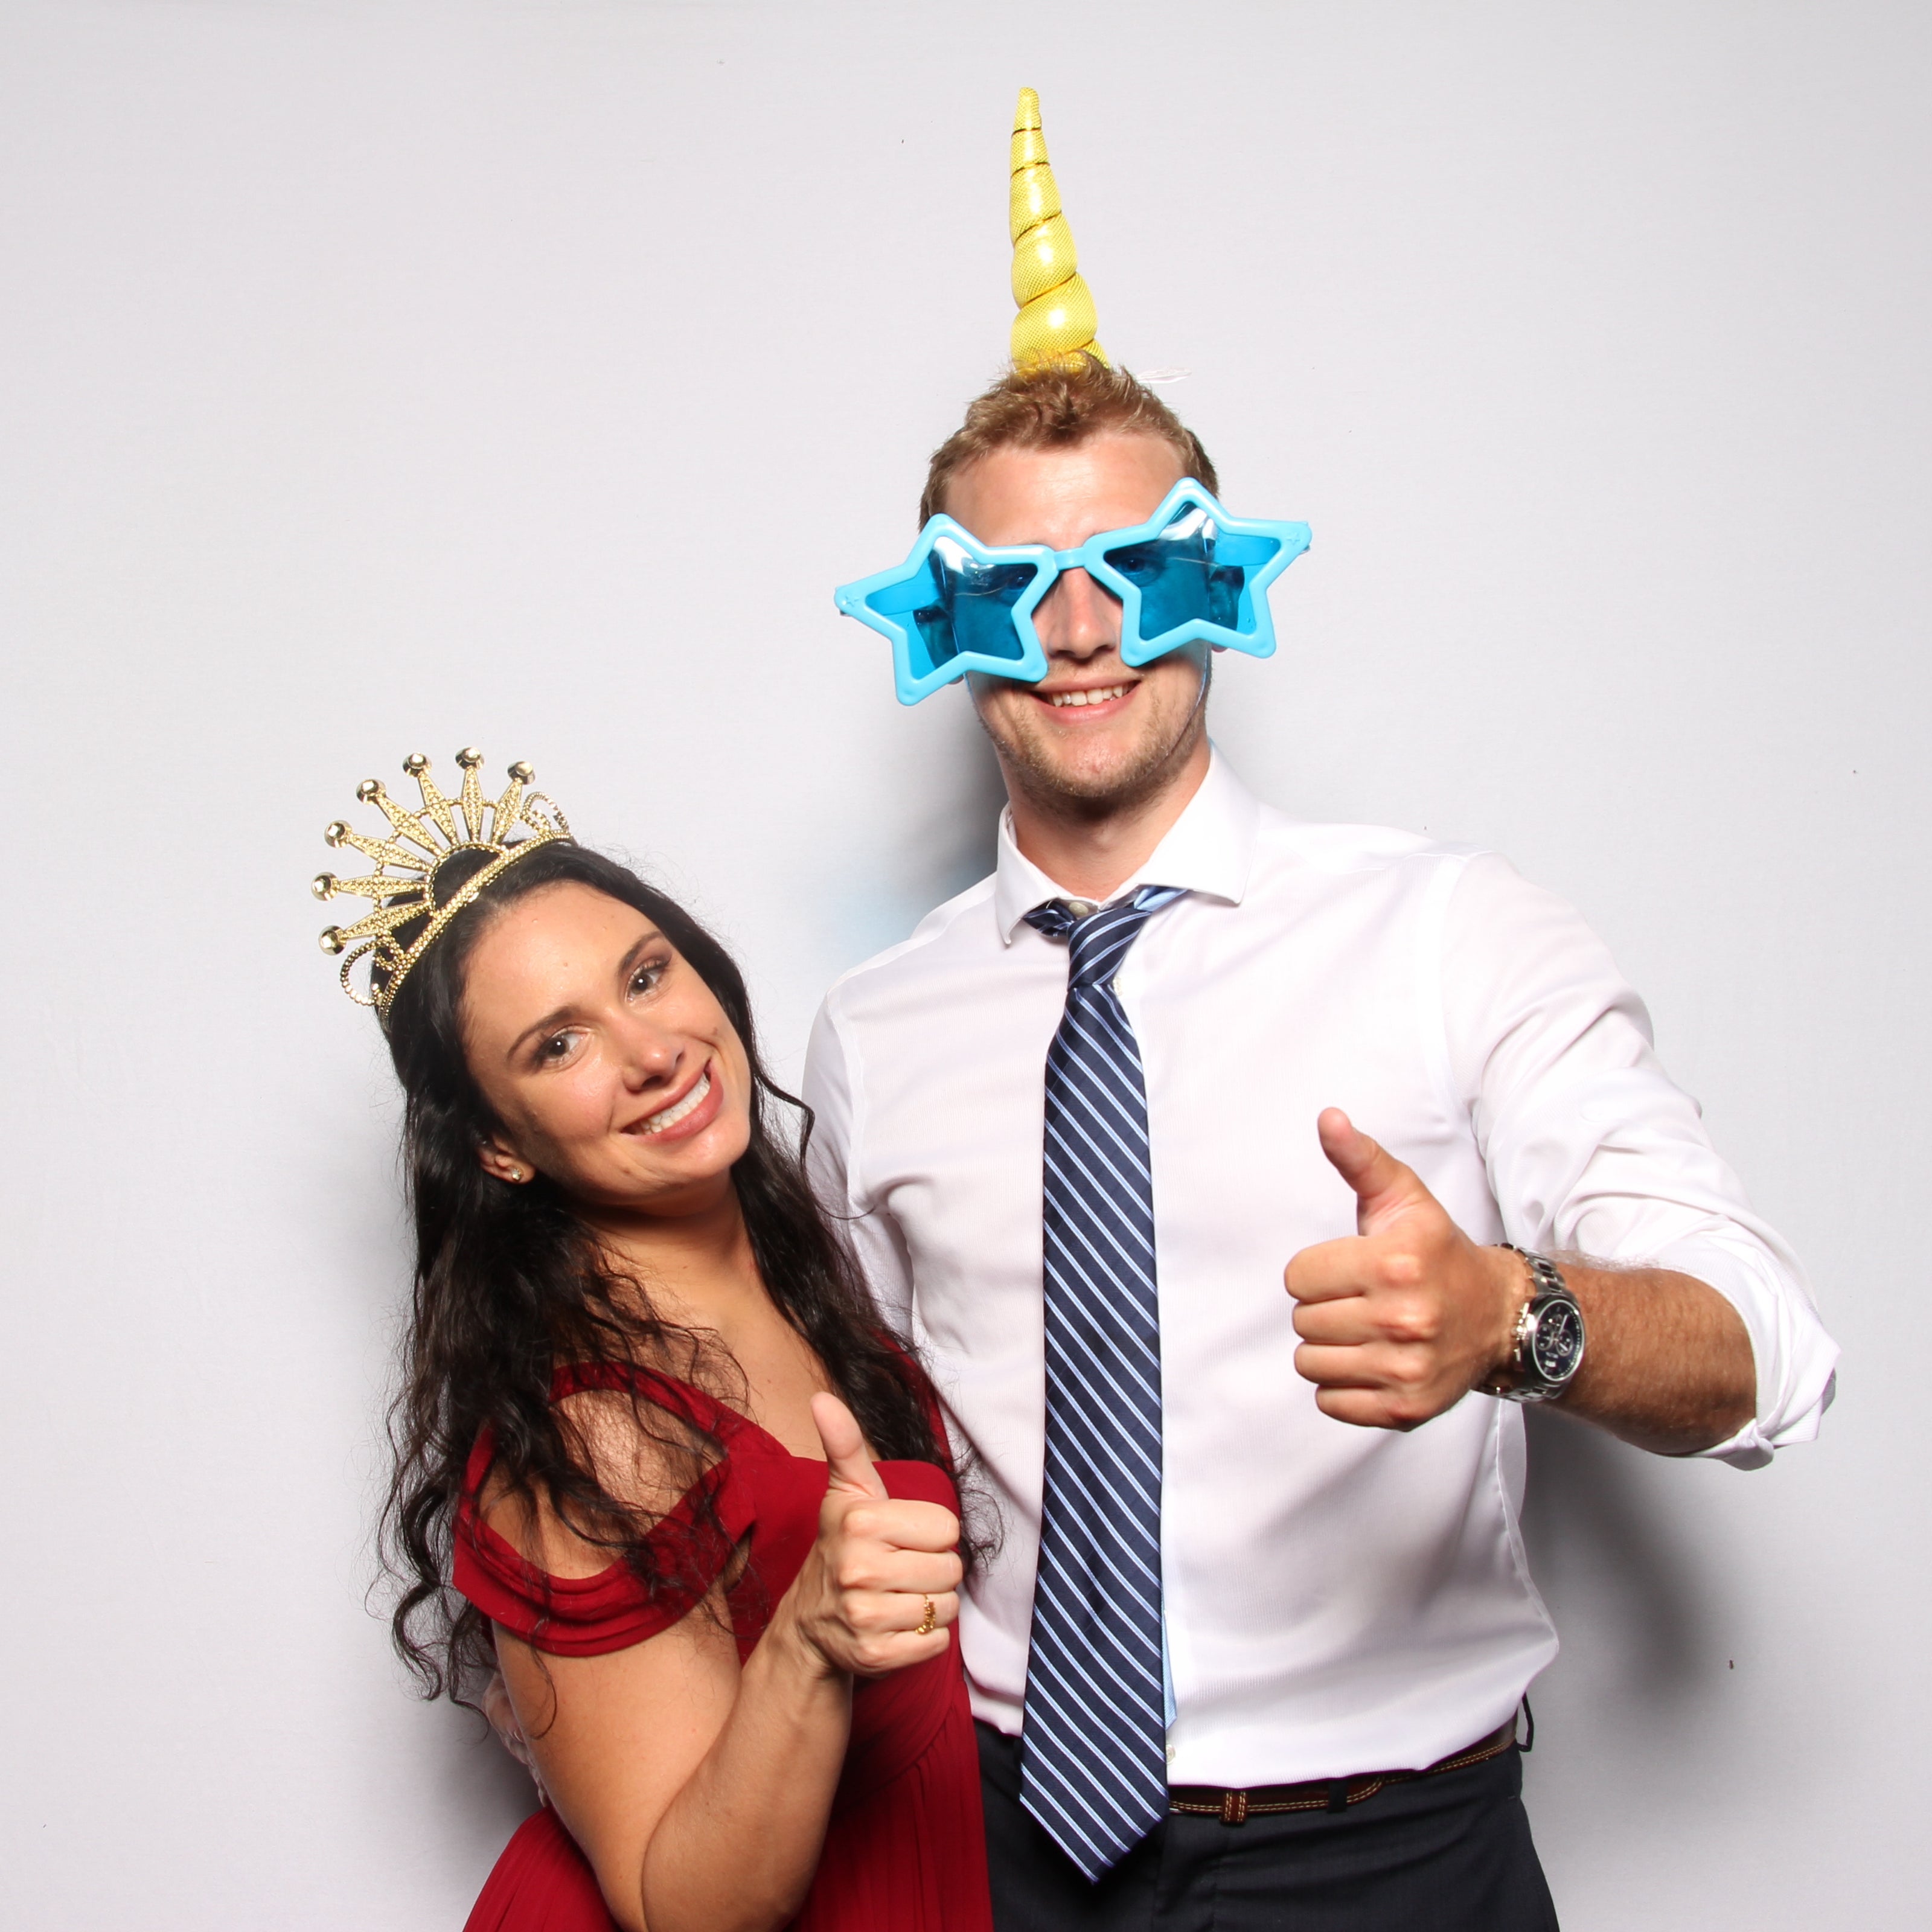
[840,695,1009,964]
[910,705,1009,908]
[1518,1408,1719,1711]
[444,1704,545,1850]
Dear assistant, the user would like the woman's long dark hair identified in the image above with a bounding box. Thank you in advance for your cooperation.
[377,839,953,1703]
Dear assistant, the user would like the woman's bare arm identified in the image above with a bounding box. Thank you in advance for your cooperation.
[492,1395,961,1932]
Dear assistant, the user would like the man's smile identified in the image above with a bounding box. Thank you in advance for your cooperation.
[1034,680,1137,719]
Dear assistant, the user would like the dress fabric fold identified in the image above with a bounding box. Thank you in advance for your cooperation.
[453,1362,994,1932]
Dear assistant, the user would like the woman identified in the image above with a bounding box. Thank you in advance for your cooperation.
[315,751,990,1932]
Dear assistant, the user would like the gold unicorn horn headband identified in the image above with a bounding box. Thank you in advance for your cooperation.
[312,747,572,1017]
[1008,88,1108,371]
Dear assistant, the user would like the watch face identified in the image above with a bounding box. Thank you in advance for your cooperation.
[1529,1300,1585,1383]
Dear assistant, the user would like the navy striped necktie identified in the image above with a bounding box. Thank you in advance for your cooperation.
[1019,883,1188,1880]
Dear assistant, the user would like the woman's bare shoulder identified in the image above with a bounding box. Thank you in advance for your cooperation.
[477,1381,721,1581]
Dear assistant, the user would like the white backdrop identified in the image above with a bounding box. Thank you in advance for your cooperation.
[5,2,1927,1925]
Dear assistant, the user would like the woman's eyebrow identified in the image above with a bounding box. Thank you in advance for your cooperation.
[618,927,664,973]
[615,929,664,988]
[505,928,666,1062]
[507,1003,576,1062]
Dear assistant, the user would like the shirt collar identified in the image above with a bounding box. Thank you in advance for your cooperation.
[992,744,1259,944]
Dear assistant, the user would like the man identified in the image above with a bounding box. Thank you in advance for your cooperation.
[805,98,1836,1932]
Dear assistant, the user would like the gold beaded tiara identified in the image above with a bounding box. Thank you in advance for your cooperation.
[312,747,571,1017]
[1008,88,1108,371]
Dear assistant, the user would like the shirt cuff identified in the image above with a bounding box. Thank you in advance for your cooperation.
[1651,1233,1839,1470]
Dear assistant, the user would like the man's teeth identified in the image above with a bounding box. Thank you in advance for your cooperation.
[642,1069,711,1134]
[1049,684,1130,708]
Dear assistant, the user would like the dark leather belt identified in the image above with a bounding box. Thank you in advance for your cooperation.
[1168,1714,1522,1825]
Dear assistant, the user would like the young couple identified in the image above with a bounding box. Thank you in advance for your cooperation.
[319,96,1835,1932]
[319,354,1836,1932]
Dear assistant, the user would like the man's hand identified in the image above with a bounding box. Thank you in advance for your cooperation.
[1284,1108,1525,1430]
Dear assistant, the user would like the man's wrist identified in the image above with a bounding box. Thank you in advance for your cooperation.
[1482,1245,1588,1403]
[1477,1246,1535,1392]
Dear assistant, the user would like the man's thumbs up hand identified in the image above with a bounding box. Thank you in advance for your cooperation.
[1284,1109,1526,1430]
[1316,1108,1438,1236]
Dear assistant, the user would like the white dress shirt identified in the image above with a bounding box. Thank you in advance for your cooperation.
[802,752,1837,1786]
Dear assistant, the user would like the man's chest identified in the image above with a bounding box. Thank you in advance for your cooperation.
[848,893,1486,1346]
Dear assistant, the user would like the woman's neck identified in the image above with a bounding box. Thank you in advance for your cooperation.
[585,1180,767,1337]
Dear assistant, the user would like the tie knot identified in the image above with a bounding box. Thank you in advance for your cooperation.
[1025,885,1186,989]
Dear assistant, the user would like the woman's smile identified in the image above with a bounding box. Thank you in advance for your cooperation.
[628,1060,722,1144]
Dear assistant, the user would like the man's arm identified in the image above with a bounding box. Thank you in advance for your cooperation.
[801,994,915,1335]
[1284,852,1834,1460]
[1552,1254,1756,1454]
[1285,1110,1755,1453]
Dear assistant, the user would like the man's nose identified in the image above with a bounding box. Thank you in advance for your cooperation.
[1035,566,1122,659]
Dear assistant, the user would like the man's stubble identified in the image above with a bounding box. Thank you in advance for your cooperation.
[973,654,1214,827]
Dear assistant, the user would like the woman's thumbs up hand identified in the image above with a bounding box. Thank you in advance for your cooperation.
[781,1393,962,1680]
[811,1390,891,1501]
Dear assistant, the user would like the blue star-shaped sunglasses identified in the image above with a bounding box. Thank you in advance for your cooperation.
[834,479,1312,706]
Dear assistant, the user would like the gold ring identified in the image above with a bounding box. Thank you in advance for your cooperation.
[916,1596,936,1637]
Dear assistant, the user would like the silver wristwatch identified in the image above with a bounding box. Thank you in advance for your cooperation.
[1486,1245,1586,1403]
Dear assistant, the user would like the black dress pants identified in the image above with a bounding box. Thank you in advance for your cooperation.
[977,1722,1559,1932]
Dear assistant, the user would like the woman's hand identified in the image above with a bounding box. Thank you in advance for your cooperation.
[781,1392,962,1679]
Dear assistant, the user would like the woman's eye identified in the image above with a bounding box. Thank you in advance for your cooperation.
[537,1032,575,1064]
[630,958,668,997]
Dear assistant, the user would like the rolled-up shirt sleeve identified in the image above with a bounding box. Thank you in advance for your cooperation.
[802,991,915,1340]
[1440,852,1838,1468]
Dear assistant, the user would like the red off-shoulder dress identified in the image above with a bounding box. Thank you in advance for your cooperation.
[452,1364,992,1932]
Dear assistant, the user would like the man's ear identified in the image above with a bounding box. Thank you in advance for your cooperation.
[476,1135,534,1186]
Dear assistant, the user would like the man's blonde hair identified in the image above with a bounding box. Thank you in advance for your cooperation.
[918,356,1219,528]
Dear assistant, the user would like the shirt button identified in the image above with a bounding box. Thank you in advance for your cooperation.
[1066,898,1098,918]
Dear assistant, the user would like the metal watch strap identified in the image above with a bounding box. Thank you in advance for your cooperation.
[1488,1243,1579,1402]
[1502,1243,1568,1319]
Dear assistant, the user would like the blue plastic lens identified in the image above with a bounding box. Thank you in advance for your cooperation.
[834,483,1307,700]
[1102,504,1283,645]
[863,536,1042,680]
